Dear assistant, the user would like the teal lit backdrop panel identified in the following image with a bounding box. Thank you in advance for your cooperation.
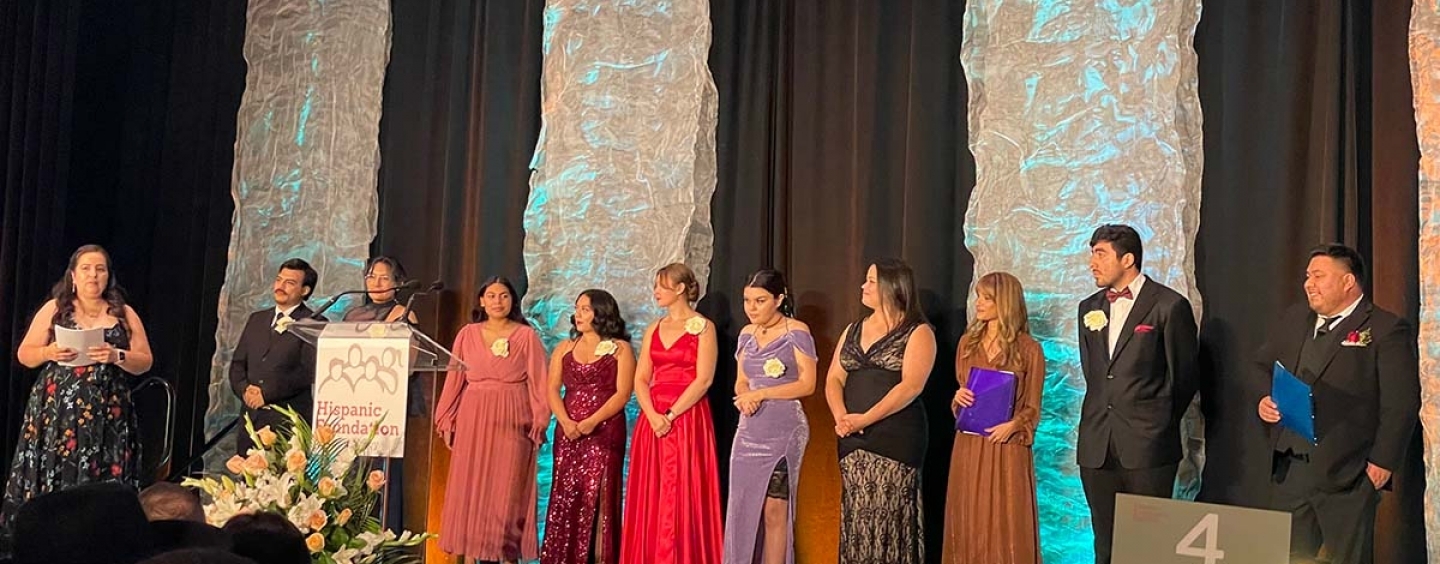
[204,0,390,469]
[960,0,1205,562]
[522,0,720,543]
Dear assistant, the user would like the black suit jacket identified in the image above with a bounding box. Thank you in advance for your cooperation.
[1077,277,1199,469]
[229,305,321,424]
[1258,300,1418,491]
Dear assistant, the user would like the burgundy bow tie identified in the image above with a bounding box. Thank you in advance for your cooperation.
[1106,287,1133,303]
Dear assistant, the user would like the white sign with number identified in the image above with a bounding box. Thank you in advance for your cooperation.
[1112,493,1290,564]
[312,322,410,458]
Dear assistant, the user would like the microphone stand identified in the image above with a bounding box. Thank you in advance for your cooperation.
[310,281,418,320]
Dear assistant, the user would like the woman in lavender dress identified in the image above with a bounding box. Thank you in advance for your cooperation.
[723,270,817,564]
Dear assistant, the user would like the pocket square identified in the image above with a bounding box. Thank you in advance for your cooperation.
[1134,324,1155,334]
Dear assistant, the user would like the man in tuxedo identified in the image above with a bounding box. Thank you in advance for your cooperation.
[1076,224,1199,564]
[1256,244,1418,564]
[230,259,322,454]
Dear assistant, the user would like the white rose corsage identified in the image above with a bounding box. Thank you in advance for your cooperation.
[491,337,510,358]
[684,317,707,335]
[1083,310,1108,332]
[274,316,294,334]
[595,340,618,357]
[762,358,786,378]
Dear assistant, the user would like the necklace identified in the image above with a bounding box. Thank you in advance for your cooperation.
[757,316,785,335]
[76,301,105,320]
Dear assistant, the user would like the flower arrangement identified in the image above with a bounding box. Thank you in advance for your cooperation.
[182,406,434,564]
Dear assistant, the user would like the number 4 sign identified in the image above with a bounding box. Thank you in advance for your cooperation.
[1113,494,1291,564]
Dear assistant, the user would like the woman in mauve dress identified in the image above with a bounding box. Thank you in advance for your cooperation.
[435,276,550,564]
[723,269,817,564]
[541,289,635,564]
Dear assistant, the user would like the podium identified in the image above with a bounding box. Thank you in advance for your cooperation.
[288,320,463,536]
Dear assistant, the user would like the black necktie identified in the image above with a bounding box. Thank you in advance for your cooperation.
[273,311,285,328]
[1314,316,1339,340]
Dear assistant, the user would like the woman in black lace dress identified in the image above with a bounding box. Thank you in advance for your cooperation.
[0,245,154,547]
[823,258,936,563]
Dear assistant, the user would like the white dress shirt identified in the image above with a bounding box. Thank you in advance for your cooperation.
[1108,274,1148,358]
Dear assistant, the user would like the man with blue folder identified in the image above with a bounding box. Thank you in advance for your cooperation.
[1256,244,1419,564]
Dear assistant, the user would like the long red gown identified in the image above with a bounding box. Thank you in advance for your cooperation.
[619,324,723,564]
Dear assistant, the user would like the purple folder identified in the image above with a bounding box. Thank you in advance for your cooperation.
[955,367,1018,436]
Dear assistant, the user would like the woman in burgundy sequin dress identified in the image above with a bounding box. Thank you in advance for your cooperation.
[541,290,635,564]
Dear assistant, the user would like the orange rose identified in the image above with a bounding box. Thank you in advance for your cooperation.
[225,455,245,475]
[305,532,325,553]
[317,476,338,497]
[285,449,307,474]
[244,452,268,474]
[307,509,328,531]
[315,425,336,446]
[336,508,353,526]
[256,426,278,448]
[366,470,387,492]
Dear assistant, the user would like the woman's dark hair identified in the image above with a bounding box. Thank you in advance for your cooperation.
[361,256,409,304]
[471,276,530,325]
[871,258,927,326]
[570,289,629,341]
[50,244,128,333]
[745,269,795,317]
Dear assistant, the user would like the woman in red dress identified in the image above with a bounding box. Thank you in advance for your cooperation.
[620,263,723,564]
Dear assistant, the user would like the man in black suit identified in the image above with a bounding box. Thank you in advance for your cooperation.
[1076,224,1199,564]
[230,258,322,454]
[1256,244,1418,564]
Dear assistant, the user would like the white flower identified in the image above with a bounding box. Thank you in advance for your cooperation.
[1083,310,1108,331]
[595,340,618,357]
[206,495,242,526]
[331,547,361,564]
[251,473,294,508]
[355,530,397,555]
[274,316,294,334]
[329,447,357,477]
[491,337,510,358]
[684,317,707,335]
[762,358,786,378]
[287,493,324,533]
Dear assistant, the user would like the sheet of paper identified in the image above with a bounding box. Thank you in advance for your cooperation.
[53,325,104,367]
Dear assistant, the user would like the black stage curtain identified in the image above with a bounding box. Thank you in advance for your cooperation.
[1194,1,1424,561]
[0,0,246,487]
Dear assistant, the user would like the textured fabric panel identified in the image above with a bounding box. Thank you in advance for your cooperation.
[961,1,1204,561]
[204,0,391,467]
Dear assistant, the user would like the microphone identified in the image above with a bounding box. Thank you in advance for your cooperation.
[400,280,445,326]
[309,280,420,320]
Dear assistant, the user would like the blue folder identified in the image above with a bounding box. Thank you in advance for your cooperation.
[1272,361,1316,444]
[955,367,1017,436]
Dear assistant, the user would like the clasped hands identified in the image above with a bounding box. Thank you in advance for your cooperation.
[734,390,766,416]
[242,385,266,410]
[558,416,601,441]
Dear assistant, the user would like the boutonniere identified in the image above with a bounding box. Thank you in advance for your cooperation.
[684,317,707,335]
[491,337,510,358]
[274,317,294,334]
[762,358,786,378]
[1134,324,1155,334]
[1341,328,1373,348]
[1083,310,1108,332]
[595,340,618,357]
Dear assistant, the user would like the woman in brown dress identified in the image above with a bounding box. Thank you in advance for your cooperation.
[941,271,1045,563]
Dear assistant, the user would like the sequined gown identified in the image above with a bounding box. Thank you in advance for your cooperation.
[723,329,815,564]
[0,318,138,550]
[541,345,627,564]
